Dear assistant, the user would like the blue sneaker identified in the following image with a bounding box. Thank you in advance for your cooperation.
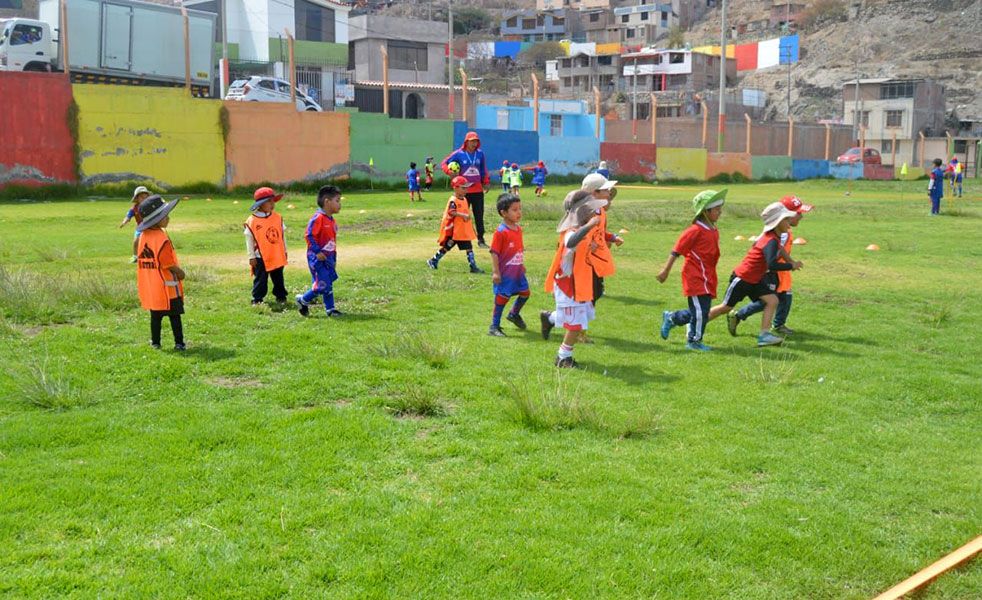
[660,310,674,340]
[685,341,712,352]
[756,332,784,347]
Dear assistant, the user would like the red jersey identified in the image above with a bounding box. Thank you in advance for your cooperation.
[305,209,337,257]
[672,221,720,298]
[490,223,525,282]
[733,231,782,284]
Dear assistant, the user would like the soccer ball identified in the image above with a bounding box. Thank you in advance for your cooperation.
[540,189,548,196]
[447,161,461,174]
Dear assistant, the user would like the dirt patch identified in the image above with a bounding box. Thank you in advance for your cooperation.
[208,376,263,388]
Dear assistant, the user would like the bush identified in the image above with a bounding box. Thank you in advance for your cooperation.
[798,0,848,30]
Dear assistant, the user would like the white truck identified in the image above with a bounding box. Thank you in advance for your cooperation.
[0,0,216,96]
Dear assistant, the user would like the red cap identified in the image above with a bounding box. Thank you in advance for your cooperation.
[464,131,480,142]
[780,195,813,213]
[451,176,469,188]
[253,186,283,203]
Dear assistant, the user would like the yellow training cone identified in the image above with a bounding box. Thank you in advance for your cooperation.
[406,213,414,217]
[734,235,746,241]
[792,237,807,245]
[232,200,239,204]
[205,198,212,202]
[866,244,880,251]
[618,228,629,234]
[287,204,296,209]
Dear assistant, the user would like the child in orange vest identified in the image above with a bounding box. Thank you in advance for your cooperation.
[118,185,151,263]
[541,191,607,368]
[134,195,186,350]
[245,186,288,306]
[427,176,484,273]
[581,173,622,306]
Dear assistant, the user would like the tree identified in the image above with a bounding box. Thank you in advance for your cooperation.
[431,5,492,35]
[517,42,566,69]
[667,25,685,49]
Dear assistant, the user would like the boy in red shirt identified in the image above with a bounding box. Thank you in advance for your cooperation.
[708,202,801,347]
[657,189,726,351]
[296,185,342,317]
[488,193,529,336]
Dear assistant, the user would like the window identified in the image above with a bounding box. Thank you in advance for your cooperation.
[669,52,684,63]
[640,12,649,21]
[853,110,870,127]
[523,18,537,29]
[625,28,635,38]
[295,0,335,43]
[561,58,572,68]
[590,12,600,22]
[881,139,894,153]
[598,55,612,66]
[506,17,518,27]
[880,81,915,99]
[550,114,563,136]
[347,43,355,70]
[885,110,903,128]
[621,15,630,23]
[653,54,663,64]
[563,77,572,87]
[388,40,428,71]
[10,23,43,46]
[258,80,277,91]
[553,17,565,26]
[668,74,687,86]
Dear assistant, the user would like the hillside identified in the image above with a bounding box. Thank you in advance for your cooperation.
[687,0,982,123]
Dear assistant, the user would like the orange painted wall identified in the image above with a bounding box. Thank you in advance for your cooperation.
[706,153,752,179]
[224,102,350,188]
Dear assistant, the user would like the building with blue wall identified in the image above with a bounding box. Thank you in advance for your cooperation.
[476,101,605,140]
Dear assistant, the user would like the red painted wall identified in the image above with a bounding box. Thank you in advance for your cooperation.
[864,164,894,180]
[599,143,656,180]
[0,72,77,187]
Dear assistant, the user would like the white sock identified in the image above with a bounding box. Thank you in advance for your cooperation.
[557,343,573,359]
[548,311,557,325]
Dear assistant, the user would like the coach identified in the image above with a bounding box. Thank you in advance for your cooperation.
[441,131,490,247]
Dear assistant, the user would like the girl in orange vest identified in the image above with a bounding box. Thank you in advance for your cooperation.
[541,191,607,368]
[134,195,186,350]
[245,186,288,306]
[427,176,484,274]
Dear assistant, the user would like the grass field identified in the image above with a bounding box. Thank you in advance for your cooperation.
[1,179,980,598]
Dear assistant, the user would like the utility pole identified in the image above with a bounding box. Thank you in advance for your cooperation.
[221,0,228,98]
[448,0,454,119]
[717,0,726,152]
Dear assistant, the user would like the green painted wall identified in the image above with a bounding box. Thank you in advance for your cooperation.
[213,43,240,61]
[349,114,453,182]
[656,148,708,181]
[268,40,347,64]
[751,156,793,180]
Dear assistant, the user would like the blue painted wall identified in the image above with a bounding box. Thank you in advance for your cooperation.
[791,159,830,180]
[829,162,863,180]
[475,104,605,140]
[539,135,600,176]
[452,123,539,183]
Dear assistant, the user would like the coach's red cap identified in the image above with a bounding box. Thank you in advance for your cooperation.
[781,195,813,213]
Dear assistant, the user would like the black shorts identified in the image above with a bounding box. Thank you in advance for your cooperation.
[722,273,776,307]
[150,296,185,317]
[443,239,473,251]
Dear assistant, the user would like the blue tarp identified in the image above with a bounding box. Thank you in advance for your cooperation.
[494,41,522,59]
[779,34,799,64]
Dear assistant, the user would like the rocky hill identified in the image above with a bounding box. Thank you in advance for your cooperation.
[687,0,982,123]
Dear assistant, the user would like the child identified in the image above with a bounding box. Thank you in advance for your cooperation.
[581,173,622,307]
[296,185,343,317]
[657,189,726,351]
[928,158,945,215]
[596,161,610,179]
[542,192,607,367]
[244,186,288,306]
[500,160,511,192]
[118,185,151,263]
[727,195,812,337]
[488,194,530,337]
[423,157,435,191]
[531,161,548,197]
[427,176,484,274]
[704,202,801,347]
[508,163,523,197]
[407,162,423,202]
[947,157,963,198]
[134,195,186,350]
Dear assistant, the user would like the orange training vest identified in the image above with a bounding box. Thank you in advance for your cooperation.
[136,228,183,311]
[776,230,794,293]
[246,212,287,271]
[589,208,616,277]
[438,194,477,244]
[544,230,595,302]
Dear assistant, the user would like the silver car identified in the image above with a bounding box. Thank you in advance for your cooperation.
[225,76,323,112]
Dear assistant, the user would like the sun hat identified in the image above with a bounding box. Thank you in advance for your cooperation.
[692,189,727,217]
[557,190,608,232]
[760,202,798,234]
[250,186,283,212]
[598,161,608,169]
[780,195,813,213]
[451,175,469,188]
[135,195,180,232]
[581,173,618,193]
[132,185,150,200]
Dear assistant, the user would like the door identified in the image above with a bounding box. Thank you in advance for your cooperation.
[102,3,132,71]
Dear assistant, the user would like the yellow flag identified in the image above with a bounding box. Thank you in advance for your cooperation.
[369,157,374,167]
[900,162,908,175]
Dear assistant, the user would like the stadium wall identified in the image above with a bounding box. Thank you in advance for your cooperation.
[863,164,895,180]
[706,153,752,180]
[599,143,656,180]
[540,136,601,175]
[791,159,830,180]
[656,148,708,181]
[751,156,793,180]
[830,162,863,180]
[452,124,540,184]
[349,113,453,182]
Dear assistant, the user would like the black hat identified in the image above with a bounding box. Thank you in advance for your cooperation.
[136,195,180,232]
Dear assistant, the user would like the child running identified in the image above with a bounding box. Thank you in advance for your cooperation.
[407,162,423,202]
[423,157,435,191]
[500,160,511,192]
[531,161,548,197]
[134,195,186,350]
[296,185,343,318]
[508,163,523,197]
[244,186,288,306]
[657,189,726,351]
[427,176,484,274]
[727,195,812,337]
[118,185,151,263]
[488,193,530,337]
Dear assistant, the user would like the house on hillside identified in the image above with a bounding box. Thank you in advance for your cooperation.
[557,52,622,94]
[621,48,735,93]
[499,9,578,42]
[769,1,806,30]
[612,1,679,46]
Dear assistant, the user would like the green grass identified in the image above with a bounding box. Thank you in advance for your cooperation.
[0,180,980,598]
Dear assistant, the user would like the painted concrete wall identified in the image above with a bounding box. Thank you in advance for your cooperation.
[0,73,77,187]
[656,148,708,181]
[706,153,751,180]
[349,113,453,181]
[539,136,601,176]
[475,104,605,139]
[863,164,895,180]
[73,85,225,187]
[829,162,863,180]
[791,159,830,180]
[224,103,350,188]
[751,156,793,180]
[452,123,539,183]
[895,166,925,180]
[599,143,656,180]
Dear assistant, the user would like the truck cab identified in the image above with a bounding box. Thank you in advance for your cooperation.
[0,19,55,72]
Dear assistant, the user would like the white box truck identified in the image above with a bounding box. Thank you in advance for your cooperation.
[0,0,216,96]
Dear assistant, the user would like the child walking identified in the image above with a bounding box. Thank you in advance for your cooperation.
[531,161,548,197]
[423,157,435,191]
[118,185,151,263]
[245,186,288,306]
[296,185,343,317]
[928,158,945,215]
[657,189,726,351]
[407,162,423,202]
[727,195,812,337]
[427,176,484,273]
[134,195,186,350]
[508,163,523,197]
[488,194,530,337]
[500,160,511,192]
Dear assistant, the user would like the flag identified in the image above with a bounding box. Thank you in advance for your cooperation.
[757,38,781,70]
[735,43,758,71]
[901,162,908,176]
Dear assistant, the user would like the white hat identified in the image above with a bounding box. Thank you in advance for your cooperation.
[760,202,798,234]
[581,173,618,193]
[557,191,608,232]
[132,185,150,200]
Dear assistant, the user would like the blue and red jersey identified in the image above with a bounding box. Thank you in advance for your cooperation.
[305,209,337,262]
[490,222,528,296]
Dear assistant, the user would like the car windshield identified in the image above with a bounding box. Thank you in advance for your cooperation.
[844,148,860,155]
[228,80,248,88]
[0,23,11,46]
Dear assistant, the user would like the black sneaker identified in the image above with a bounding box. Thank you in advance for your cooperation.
[540,311,554,340]
[427,258,438,270]
[555,356,579,369]
[478,240,489,249]
[174,343,186,351]
[151,342,161,349]
[506,313,527,330]
[488,326,506,337]
[326,309,343,317]
[251,299,264,306]
[295,294,310,317]
[469,265,485,274]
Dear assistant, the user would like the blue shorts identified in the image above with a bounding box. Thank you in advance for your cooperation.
[494,275,529,298]
[408,184,420,192]
[307,254,338,292]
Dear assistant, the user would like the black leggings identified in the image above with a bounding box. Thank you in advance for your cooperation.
[466,191,486,243]
[150,298,184,345]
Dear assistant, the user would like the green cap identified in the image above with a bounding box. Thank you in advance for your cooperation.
[692,189,727,217]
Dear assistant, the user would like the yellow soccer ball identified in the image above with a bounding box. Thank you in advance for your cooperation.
[447,161,461,174]
[540,189,548,196]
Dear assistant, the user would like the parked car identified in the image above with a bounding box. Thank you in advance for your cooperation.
[225,76,322,112]
[836,147,882,165]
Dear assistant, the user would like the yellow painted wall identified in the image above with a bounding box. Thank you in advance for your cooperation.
[73,84,225,187]
[657,148,708,180]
